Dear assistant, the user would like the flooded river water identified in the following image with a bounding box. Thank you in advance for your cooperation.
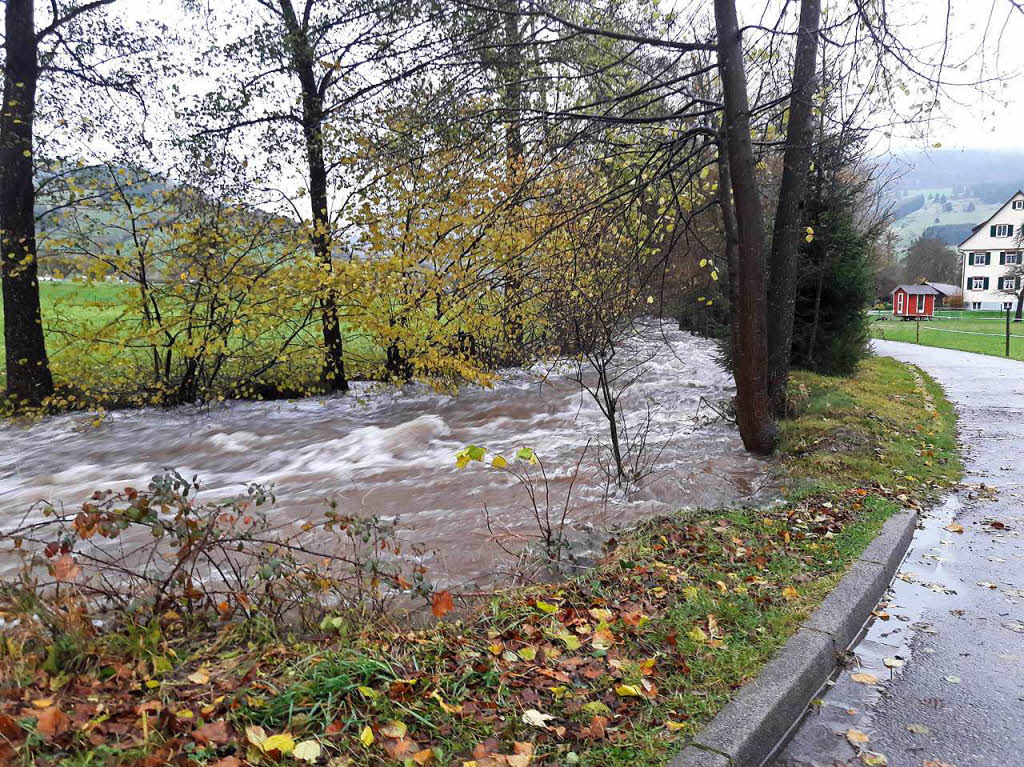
[0,325,768,590]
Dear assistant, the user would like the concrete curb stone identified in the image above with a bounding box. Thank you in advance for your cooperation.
[667,509,919,767]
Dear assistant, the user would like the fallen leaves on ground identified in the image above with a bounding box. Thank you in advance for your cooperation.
[431,589,455,618]
[261,732,296,755]
[193,719,230,745]
[521,709,555,728]
[846,728,870,745]
[208,758,241,767]
[293,739,322,762]
[851,672,880,685]
[1,474,957,767]
[35,706,70,739]
[186,667,210,685]
[0,713,21,740]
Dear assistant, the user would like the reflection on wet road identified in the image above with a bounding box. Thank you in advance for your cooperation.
[775,341,1024,767]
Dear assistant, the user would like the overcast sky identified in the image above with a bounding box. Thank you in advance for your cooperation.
[891,0,1024,151]
[123,0,1024,157]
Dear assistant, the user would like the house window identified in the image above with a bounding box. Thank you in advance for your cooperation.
[1003,277,1019,291]
[972,302,982,310]
[896,293,904,313]
[995,224,1014,237]
[970,251,989,265]
[971,277,986,290]
[1007,252,1022,265]
[1006,302,1015,310]
[1014,200,1024,210]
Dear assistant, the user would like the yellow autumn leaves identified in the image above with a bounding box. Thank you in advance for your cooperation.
[245,725,321,762]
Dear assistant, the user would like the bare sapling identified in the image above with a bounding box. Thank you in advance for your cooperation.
[455,442,589,579]
[1,470,437,632]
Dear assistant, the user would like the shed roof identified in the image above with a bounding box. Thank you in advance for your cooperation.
[892,284,939,295]
[923,281,960,296]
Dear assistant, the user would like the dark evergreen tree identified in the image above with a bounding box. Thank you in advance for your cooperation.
[790,135,882,377]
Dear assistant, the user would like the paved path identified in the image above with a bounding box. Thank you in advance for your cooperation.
[774,341,1024,767]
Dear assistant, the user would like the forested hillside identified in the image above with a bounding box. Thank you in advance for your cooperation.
[885,150,1024,247]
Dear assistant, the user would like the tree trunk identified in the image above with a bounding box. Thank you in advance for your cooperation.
[279,0,347,392]
[717,129,740,365]
[304,101,347,392]
[714,0,776,455]
[502,0,524,172]
[766,0,821,416]
[501,0,526,358]
[1,0,53,407]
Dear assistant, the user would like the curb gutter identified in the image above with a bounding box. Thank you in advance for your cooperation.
[668,508,919,767]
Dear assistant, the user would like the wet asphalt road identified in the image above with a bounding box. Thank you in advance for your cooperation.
[773,341,1024,767]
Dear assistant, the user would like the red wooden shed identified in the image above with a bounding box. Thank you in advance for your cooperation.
[892,284,938,319]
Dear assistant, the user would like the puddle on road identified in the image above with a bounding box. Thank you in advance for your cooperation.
[774,494,967,766]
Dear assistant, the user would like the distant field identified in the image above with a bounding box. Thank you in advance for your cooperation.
[869,312,1024,360]
[0,280,128,353]
[0,280,383,393]
[888,186,994,249]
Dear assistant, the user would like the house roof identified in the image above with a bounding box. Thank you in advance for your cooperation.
[958,190,1024,248]
[923,281,961,296]
[893,284,940,295]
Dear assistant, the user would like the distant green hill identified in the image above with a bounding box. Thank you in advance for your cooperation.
[887,188,991,249]
[883,149,1024,250]
[33,163,178,275]
[921,222,976,246]
[31,163,289,277]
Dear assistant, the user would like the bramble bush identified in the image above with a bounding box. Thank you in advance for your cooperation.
[1,470,436,640]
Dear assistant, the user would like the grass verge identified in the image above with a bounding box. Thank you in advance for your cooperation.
[0,356,961,767]
[869,313,1024,360]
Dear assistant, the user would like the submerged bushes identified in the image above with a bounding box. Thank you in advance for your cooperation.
[11,124,683,415]
[2,470,434,632]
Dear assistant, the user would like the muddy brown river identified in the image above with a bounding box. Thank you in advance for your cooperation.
[0,324,768,590]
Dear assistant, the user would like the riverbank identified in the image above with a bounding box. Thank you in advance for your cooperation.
[0,356,960,767]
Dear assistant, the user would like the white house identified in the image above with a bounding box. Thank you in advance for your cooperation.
[958,190,1024,310]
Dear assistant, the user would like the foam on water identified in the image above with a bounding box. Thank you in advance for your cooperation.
[0,323,768,588]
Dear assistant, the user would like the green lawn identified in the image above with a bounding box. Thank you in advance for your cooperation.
[0,280,382,399]
[869,313,1024,360]
[0,279,129,355]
